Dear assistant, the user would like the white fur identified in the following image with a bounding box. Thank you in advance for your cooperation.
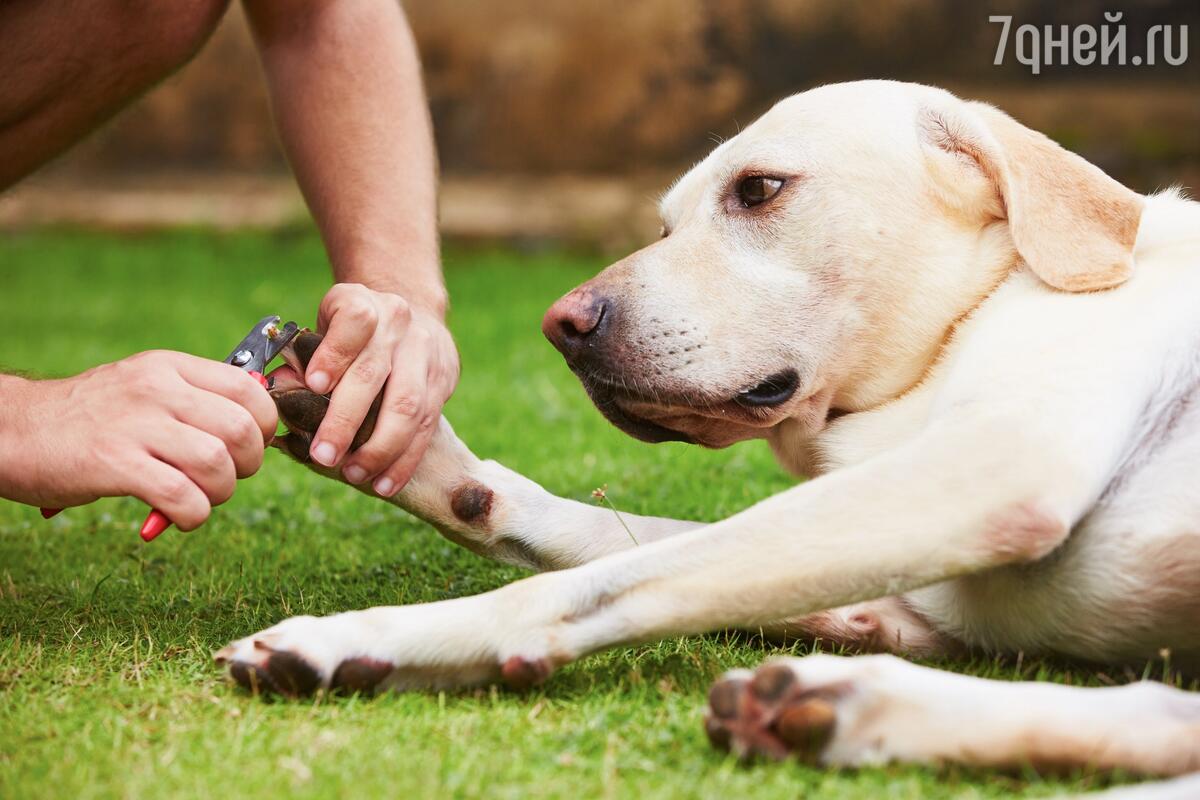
[220,82,1200,783]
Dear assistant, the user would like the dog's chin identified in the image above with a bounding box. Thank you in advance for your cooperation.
[579,381,696,444]
[574,366,838,448]
[576,376,805,448]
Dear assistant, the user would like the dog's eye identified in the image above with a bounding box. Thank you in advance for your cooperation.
[736,176,784,208]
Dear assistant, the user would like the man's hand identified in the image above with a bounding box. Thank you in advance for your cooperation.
[303,283,459,496]
[0,351,278,530]
[245,1,454,492]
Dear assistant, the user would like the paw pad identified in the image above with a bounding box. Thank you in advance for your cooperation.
[500,655,551,690]
[704,661,841,762]
[330,657,395,694]
[222,650,399,698]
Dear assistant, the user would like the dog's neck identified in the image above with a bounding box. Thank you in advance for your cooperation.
[770,220,1020,477]
[836,220,1019,412]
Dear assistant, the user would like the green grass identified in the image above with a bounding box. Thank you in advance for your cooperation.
[0,228,1182,799]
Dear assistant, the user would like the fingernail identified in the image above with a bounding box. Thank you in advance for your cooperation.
[311,441,338,466]
[343,464,367,484]
[374,477,396,497]
[308,370,331,394]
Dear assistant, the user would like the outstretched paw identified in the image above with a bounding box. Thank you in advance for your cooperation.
[214,615,396,698]
[215,597,561,698]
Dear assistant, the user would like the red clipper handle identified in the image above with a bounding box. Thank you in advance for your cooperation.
[138,370,268,542]
[47,371,271,542]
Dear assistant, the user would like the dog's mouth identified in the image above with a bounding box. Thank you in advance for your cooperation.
[574,367,808,446]
[732,370,800,409]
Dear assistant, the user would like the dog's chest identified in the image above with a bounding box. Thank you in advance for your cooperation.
[908,377,1200,665]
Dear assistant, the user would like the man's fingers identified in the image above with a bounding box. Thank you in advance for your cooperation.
[171,353,278,441]
[371,414,438,497]
[309,286,409,395]
[127,458,212,533]
[339,344,432,485]
[171,389,268,479]
[147,423,238,509]
[310,347,392,467]
[371,354,455,496]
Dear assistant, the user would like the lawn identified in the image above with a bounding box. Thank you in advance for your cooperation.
[0,228,1180,799]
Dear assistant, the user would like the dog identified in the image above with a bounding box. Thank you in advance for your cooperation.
[217,81,1200,790]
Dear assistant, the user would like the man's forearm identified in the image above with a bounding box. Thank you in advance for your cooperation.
[0,374,34,502]
[245,0,445,314]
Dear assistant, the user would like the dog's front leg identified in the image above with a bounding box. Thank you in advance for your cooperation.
[217,403,1120,695]
[271,331,701,570]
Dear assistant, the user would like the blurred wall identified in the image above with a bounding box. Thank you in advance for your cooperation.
[29,0,1200,194]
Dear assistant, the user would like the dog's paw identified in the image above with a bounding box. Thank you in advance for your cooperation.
[705,654,944,766]
[215,596,562,698]
[214,614,395,697]
[705,660,842,762]
[268,330,380,464]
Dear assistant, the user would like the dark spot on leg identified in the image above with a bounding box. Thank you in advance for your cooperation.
[330,657,394,694]
[264,650,323,697]
[451,481,494,524]
[500,655,551,690]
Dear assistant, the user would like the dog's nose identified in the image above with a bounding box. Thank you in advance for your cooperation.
[542,288,609,360]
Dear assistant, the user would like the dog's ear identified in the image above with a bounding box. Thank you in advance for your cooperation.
[920,102,1143,293]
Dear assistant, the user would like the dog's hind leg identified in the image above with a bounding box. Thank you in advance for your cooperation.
[768,596,961,658]
[705,654,1200,778]
[269,331,701,570]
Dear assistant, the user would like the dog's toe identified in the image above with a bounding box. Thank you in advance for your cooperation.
[262,647,324,696]
[217,615,405,699]
[329,657,396,694]
[218,638,323,697]
[704,659,842,762]
[228,660,281,695]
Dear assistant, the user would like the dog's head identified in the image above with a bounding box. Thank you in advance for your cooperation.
[543,81,1143,448]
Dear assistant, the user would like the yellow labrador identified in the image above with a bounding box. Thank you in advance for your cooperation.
[218,81,1200,788]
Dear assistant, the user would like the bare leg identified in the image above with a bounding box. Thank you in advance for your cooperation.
[0,0,231,188]
[705,654,1200,777]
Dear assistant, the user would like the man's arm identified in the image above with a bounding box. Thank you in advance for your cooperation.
[0,354,277,529]
[244,0,456,497]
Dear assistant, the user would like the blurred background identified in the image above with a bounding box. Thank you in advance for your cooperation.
[1,0,1197,249]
